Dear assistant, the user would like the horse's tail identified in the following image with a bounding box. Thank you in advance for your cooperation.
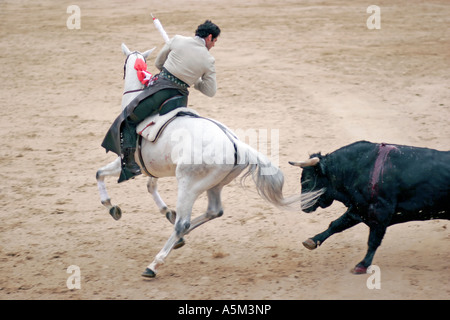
[236,141,322,210]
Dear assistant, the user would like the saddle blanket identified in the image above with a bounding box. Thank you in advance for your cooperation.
[136,107,199,142]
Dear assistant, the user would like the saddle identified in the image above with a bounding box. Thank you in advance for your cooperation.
[135,104,238,178]
[136,107,199,142]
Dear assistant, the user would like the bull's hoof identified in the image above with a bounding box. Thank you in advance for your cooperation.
[351,264,368,275]
[109,205,122,221]
[302,238,318,250]
[141,268,156,278]
[173,237,186,250]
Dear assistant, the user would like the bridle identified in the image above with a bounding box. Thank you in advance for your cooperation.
[123,51,147,96]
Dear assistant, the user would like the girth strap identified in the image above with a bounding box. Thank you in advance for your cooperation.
[137,135,158,178]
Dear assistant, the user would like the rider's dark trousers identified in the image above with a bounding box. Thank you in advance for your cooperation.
[119,88,181,182]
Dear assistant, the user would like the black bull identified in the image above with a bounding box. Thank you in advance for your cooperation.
[289,141,449,274]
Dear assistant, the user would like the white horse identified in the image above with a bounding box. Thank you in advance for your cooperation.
[96,44,319,278]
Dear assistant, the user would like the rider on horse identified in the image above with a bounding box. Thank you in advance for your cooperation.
[101,20,221,182]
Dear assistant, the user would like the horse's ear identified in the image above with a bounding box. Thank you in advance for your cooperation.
[142,47,156,59]
[121,43,131,56]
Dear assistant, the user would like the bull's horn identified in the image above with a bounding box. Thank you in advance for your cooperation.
[289,157,320,168]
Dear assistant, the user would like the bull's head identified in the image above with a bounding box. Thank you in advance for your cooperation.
[289,155,332,213]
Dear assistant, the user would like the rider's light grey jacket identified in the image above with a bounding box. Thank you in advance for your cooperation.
[155,35,217,97]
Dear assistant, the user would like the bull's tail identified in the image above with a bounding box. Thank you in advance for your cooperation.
[236,141,323,210]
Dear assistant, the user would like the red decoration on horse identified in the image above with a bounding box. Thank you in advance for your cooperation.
[134,58,152,86]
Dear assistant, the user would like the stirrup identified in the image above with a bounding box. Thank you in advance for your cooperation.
[125,162,141,175]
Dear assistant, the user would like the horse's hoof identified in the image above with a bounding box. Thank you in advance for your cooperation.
[109,205,122,221]
[351,264,367,275]
[302,238,317,250]
[165,210,176,224]
[173,237,186,250]
[141,268,156,278]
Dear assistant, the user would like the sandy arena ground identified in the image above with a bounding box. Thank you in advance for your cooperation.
[0,0,448,300]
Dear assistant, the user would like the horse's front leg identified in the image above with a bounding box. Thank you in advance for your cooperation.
[147,176,185,249]
[146,177,176,222]
[96,157,123,220]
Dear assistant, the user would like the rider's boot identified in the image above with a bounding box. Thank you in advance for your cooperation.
[118,121,142,183]
[124,147,141,174]
[118,147,141,183]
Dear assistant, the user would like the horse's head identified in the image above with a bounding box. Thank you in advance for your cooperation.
[121,43,156,84]
[121,43,156,108]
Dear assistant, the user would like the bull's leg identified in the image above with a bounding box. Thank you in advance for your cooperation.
[352,224,387,274]
[303,208,360,250]
[351,201,393,274]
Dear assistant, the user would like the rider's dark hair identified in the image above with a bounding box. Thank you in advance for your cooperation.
[195,20,221,39]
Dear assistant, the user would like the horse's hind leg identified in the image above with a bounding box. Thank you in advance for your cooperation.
[141,188,225,277]
[96,157,123,220]
[142,163,239,278]
[142,230,181,277]
[186,167,243,234]
[142,186,199,277]
[186,185,224,234]
[142,167,235,277]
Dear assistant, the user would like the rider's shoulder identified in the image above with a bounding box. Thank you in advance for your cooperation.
[172,35,190,42]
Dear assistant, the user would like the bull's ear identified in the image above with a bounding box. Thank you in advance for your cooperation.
[319,161,326,175]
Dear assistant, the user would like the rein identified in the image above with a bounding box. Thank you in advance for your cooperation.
[123,88,145,96]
